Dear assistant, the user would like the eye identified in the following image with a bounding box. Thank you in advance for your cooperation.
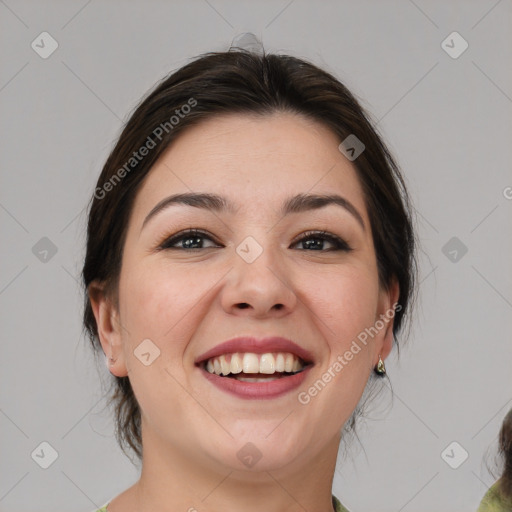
[291,230,352,252]
[158,229,222,250]
[157,229,351,252]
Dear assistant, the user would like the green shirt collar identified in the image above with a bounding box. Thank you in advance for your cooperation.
[333,494,350,512]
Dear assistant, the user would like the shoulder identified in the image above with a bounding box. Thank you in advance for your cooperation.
[477,481,512,512]
[92,506,108,512]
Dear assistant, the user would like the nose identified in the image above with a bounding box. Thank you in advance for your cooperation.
[220,241,297,319]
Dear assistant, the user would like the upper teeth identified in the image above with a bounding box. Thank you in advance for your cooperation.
[205,352,304,376]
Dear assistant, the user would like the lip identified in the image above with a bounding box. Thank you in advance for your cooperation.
[200,365,312,400]
[195,336,314,400]
[194,336,314,365]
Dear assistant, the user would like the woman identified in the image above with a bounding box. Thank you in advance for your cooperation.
[83,47,416,512]
[477,408,512,511]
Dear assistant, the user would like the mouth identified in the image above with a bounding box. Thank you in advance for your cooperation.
[201,352,310,382]
[194,337,314,399]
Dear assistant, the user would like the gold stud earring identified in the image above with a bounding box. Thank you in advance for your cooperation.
[374,355,386,376]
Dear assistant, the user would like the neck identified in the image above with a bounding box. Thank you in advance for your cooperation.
[128,425,340,512]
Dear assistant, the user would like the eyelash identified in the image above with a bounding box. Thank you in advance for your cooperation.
[158,229,352,252]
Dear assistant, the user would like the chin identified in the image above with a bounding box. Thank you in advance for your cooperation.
[205,429,307,474]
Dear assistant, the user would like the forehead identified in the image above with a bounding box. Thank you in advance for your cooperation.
[132,112,368,223]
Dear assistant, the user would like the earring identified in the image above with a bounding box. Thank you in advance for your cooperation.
[108,342,116,366]
[374,355,386,376]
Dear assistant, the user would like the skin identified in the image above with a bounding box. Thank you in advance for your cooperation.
[89,112,399,512]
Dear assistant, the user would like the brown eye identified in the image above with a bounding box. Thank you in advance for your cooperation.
[159,229,221,250]
[291,231,352,252]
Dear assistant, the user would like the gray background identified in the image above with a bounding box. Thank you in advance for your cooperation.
[1,1,511,511]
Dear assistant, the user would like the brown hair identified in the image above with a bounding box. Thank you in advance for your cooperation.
[82,48,417,461]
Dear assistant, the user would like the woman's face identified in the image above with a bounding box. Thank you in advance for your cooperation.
[92,112,398,475]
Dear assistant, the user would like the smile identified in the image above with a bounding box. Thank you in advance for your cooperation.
[203,352,307,382]
[195,336,314,399]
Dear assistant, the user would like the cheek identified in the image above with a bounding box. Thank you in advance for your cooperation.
[303,264,380,340]
[120,265,204,378]
[116,263,204,417]
[118,260,207,355]
[292,270,380,446]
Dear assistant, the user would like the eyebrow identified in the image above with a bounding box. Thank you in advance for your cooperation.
[141,192,366,231]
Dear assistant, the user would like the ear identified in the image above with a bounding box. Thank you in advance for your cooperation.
[88,280,128,377]
[375,277,400,364]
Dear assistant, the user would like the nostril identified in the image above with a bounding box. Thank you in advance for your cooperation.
[237,303,250,309]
